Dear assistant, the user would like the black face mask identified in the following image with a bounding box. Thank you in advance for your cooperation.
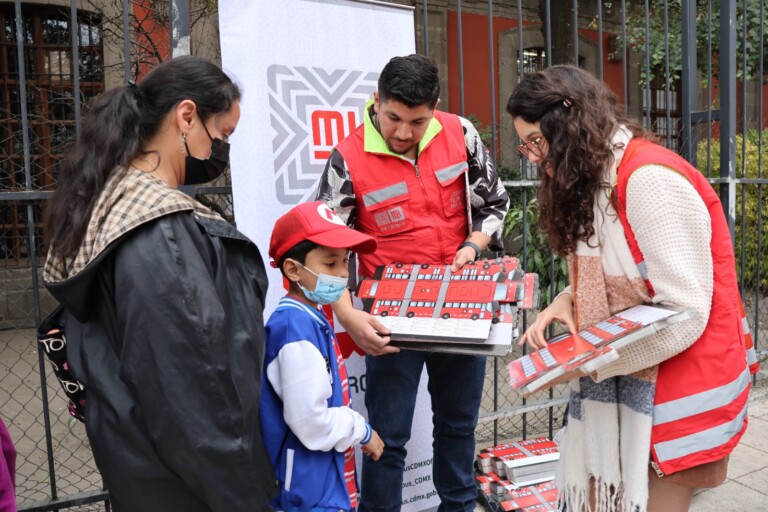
[184,115,230,185]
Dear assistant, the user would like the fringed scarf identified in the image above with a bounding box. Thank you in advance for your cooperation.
[557,127,657,512]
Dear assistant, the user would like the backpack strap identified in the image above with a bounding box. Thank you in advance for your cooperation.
[37,305,86,422]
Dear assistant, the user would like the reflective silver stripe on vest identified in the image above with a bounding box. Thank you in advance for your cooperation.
[747,346,758,366]
[653,400,748,463]
[742,316,751,335]
[653,366,751,426]
[636,260,649,280]
[434,162,468,183]
[362,181,408,208]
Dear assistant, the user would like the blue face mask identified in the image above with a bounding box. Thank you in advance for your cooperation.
[295,263,348,305]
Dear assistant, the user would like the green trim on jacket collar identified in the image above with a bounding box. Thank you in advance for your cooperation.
[362,98,443,158]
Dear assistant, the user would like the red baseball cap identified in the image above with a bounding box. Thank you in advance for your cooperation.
[269,201,378,267]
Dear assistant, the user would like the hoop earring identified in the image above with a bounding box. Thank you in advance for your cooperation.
[181,132,188,156]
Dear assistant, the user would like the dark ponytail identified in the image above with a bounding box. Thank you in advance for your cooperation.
[44,55,241,258]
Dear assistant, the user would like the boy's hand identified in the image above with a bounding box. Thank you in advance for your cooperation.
[361,430,384,461]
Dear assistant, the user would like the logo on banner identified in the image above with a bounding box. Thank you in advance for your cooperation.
[267,65,379,205]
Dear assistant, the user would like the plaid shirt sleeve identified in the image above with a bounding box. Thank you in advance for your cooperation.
[460,116,510,251]
[315,149,358,228]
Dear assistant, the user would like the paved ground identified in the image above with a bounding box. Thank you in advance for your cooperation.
[2,324,766,510]
[474,386,768,512]
[689,386,768,511]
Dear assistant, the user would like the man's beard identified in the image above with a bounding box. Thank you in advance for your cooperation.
[387,138,416,155]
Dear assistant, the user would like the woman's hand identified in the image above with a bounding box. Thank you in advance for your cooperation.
[519,292,578,350]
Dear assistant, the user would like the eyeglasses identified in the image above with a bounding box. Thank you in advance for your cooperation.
[518,136,545,159]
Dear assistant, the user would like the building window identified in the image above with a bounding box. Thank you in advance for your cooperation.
[0,5,103,265]
[519,47,546,75]
[517,48,548,177]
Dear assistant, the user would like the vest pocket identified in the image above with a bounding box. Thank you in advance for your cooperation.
[434,162,469,220]
[361,182,413,236]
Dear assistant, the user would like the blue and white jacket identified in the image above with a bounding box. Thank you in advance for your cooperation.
[260,297,372,512]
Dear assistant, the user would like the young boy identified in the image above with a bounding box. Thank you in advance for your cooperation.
[261,201,385,512]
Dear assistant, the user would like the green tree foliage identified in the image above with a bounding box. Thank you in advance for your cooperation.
[467,113,569,306]
[624,0,768,87]
[465,114,493,149]
[503,196,569,306]
[697,130,768,289]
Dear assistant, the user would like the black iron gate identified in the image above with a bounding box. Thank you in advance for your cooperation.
[0,1,765,510]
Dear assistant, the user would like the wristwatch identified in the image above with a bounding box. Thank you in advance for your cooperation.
[459,241,481,260]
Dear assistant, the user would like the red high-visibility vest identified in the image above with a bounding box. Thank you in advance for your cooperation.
[614,138,754,476]
[336,109,469,278]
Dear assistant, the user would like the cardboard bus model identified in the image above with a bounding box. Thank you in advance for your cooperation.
[356,257,539,355]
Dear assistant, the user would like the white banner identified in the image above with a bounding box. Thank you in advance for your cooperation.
[220,1,439,510]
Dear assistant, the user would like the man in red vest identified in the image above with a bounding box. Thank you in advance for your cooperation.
[316,54,509,512]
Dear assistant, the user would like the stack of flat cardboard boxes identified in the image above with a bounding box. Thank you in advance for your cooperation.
[475,437,560,511]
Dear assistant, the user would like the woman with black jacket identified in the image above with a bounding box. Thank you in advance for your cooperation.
[43,56,276,511]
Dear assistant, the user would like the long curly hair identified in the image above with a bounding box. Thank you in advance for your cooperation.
[506,65,652,255]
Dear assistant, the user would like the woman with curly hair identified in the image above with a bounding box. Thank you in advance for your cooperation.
[507,65,751,512]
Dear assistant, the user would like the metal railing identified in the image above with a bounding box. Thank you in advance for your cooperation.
[0,1,765,510]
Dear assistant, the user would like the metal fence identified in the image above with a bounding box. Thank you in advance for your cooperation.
[0,0,766,510]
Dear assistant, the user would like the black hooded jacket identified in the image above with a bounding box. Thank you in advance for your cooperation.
[44,170,277,511]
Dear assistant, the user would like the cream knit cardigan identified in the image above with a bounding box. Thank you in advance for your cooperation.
[556,127,713,512]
